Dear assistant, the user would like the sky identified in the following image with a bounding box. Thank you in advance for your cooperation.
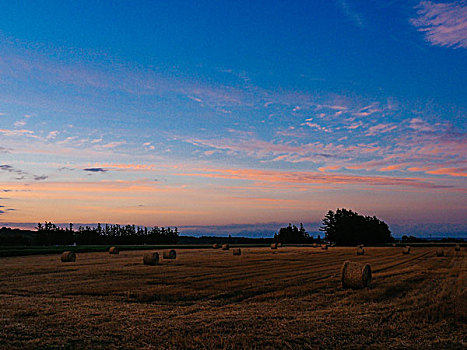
[0,0,466,237]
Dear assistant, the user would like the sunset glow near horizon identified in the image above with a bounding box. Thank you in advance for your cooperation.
[0,1,466,236]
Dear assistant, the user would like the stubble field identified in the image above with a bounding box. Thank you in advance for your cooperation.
[0,246,465,349]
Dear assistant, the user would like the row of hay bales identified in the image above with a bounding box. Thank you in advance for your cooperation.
[212,243,243,255]
[353,244,461,256]
[59,248,371,290]
[212,243,231,250]
[61,247,178,264]
[141,249,178,265]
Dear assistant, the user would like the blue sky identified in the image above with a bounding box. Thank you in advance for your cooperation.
[0,1,466,236]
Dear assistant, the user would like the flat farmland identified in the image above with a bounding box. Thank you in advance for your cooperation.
[0,247,465,349]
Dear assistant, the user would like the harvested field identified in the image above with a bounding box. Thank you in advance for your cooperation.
[0,247,465,349]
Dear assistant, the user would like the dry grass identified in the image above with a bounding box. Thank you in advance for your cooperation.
[163,249,176,260]
[436,249,445,257]
[0,247,465,349]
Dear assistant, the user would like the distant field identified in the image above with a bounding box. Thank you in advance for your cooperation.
[1,242,464,257]
[0,247,465,349]
[0,245,220,258]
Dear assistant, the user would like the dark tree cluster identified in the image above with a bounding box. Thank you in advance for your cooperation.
[320,208,393,246]
[33,222,179,245]
[0,227,35,245]
[276,223,312,244]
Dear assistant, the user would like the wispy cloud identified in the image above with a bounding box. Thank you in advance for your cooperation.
[83,168,107,173]
[101,141,127,149]
[411,1,467,49]
[366,123,397,136]
[408,118,436,132]
[0,164,27,179]
[0,164,47,181]
[175,166,452,190]
[0,128,35,137]
[336,0,365,28]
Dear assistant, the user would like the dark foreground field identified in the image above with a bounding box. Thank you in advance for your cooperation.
[0,247,465,349]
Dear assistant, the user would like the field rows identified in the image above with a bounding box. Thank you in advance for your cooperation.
[0,246,465,349]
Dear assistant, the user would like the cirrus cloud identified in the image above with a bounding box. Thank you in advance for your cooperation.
[411,1,467,49]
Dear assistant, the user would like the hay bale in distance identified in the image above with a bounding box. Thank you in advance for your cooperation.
[402,246,411,255]
[143,252,159,265]
[455,244,460,251]
[312,243,318,248]
[357,247,365,255]
[277,243,282,248]
[212,243,219,249]
[222,244,230,250]
[271,243,277,249]
[392,243,396,247]
[163,249,177,259]
[341,260,372,289]
[61,251,76,262]
[436,249,444,257]
[109,246,119,254]
[321,244,328,250]
[232,248,241,256]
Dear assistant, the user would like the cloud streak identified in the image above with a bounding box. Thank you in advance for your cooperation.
[411,1,467,49]
[175,167,453,190]
[83,168,107,173]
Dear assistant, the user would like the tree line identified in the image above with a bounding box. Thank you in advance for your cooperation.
[0,222,179,246]
[0,208,396,246]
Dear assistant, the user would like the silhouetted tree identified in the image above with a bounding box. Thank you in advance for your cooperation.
[320,208,393,245]
[277,223,310,243]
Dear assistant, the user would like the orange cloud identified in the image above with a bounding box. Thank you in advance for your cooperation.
[426,167,467,177]
[175,167,451,190]
[379,164,407,172]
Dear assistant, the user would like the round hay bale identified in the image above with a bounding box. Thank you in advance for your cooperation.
[212,243,219,249]
[232,248,241,256]
[277,243,282,248]
[358,244,364,248]
[356,247,365,255]
[222,244,230,250]
[143,252,159,265]
[402,246,410,255]
[436,249,444,257]
[392,243,396,247]
[163,249,176,259]
[312,243,318,248]
[455,244,460,252]
[109,246,119,254]
[61,251,76,262]
[270,243,277,249]
[341,260,372,289]
[321,244,328,250]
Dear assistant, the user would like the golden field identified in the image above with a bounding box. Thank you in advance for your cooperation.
[0,247,465,349]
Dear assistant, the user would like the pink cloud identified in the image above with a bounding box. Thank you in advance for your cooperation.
[408,118,436,132]
[176,167,451,190]
[366,124,397,136]
[426,167,467,177]
[411,1,467,49]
